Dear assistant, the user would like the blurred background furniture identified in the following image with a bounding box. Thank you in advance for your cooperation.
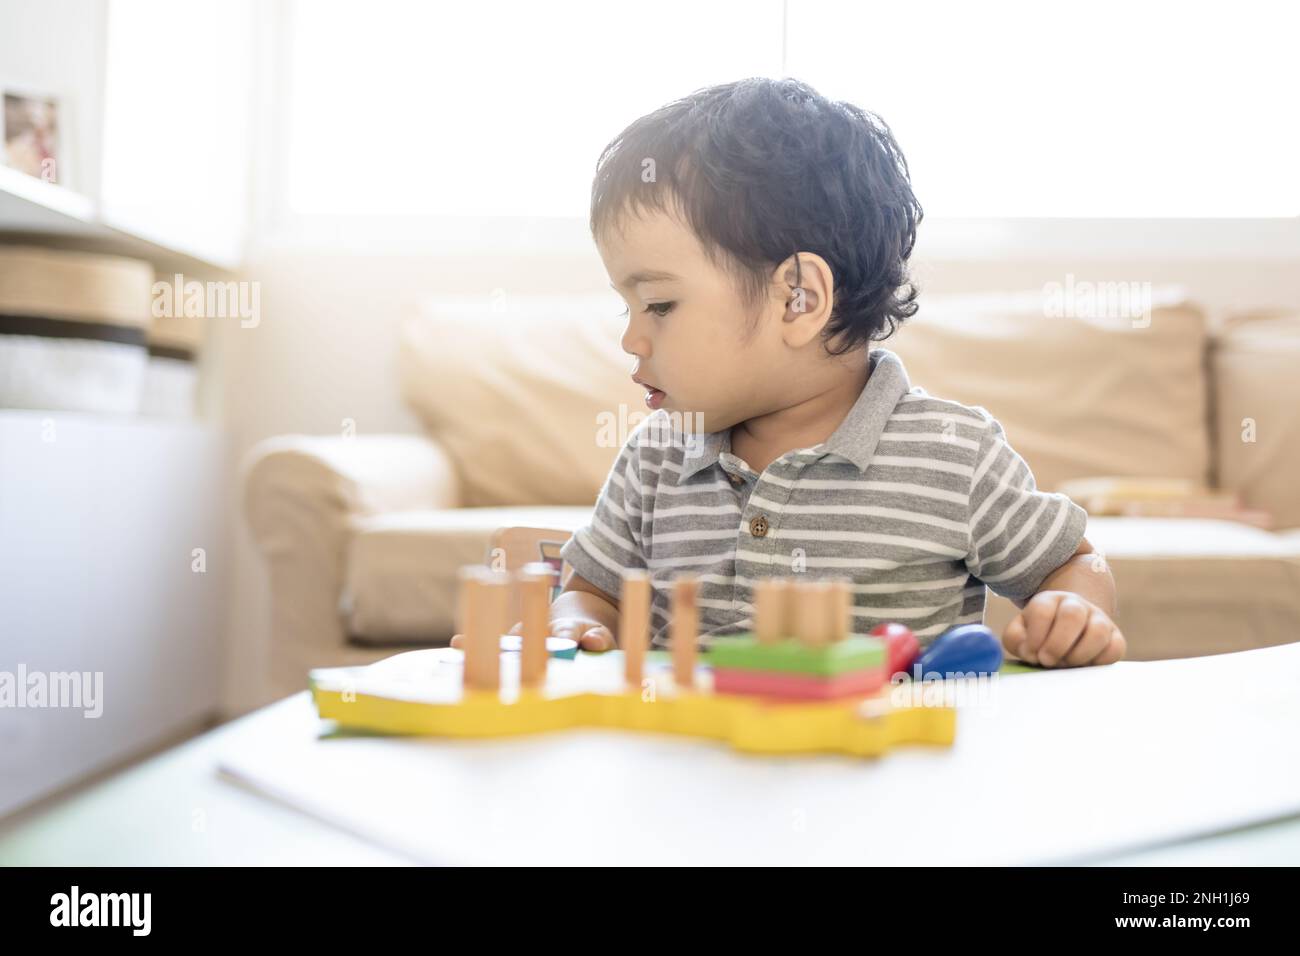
[243,291,1300,700]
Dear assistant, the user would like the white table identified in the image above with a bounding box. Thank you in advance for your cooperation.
[5,642,1300,865]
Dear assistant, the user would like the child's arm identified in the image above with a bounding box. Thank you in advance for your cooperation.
[964,415,1123,669]
[554,424,653,651]
[1003,538,1126,668]
[1032,537,1115,615]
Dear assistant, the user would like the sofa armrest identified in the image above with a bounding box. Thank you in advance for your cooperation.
[244,432,461,525]
[241,433,460,698]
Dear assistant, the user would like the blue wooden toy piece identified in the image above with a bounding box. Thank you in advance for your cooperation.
[913,624,1002,678]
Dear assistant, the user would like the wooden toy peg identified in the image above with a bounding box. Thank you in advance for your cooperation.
[781,575,801,639]
[671,573,699,689]
[827,577,852,643]
[460,566,508,693]
[794,578,832,646]
[753,578,787,643]
[456,565,483,641]
[620,570,652,687]
[517,562,554,688]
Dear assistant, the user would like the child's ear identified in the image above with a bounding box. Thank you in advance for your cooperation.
[785,284,825,318]
[774,252,834,346]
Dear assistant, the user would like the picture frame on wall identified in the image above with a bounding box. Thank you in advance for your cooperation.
[1,85,68,187]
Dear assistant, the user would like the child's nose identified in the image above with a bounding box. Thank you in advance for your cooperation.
[621,320,650,358]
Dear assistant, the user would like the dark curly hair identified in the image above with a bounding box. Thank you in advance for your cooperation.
[590,77,923,353]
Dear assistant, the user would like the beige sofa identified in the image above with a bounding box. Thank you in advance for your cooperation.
[244,290,1300,700]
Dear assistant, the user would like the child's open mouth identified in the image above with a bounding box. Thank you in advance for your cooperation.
[633,373,666,410]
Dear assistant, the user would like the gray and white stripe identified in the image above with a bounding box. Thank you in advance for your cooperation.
[561,348,1088,649]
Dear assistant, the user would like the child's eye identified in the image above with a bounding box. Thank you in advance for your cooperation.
[644,302,675,317]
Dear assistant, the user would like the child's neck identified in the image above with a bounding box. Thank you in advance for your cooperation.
[729,351,872,474]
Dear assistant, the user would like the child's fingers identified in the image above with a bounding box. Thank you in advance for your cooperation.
[1093,628,1126,666]
[450,633,464,648]
[1002,615,1028,659]
[578,626,614,651]
[552,620,604,640]
[1015,593,1063,663]
[1036,596,1091,667]
[1063,612,1115,667]
[551,622,581,642]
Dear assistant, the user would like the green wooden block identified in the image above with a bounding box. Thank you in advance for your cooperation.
[705,634,884,677]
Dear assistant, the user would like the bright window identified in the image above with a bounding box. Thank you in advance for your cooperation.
[278,0,1299,219]
[786,0,1300,216]
[282,0,783,217]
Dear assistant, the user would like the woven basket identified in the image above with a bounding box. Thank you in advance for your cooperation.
[0,246,155,414]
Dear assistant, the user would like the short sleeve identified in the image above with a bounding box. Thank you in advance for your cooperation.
[965,416,1088,603]
[559,430,649,599]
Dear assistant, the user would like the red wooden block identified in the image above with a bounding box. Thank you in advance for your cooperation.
[871,622,920,677]
[712,665,886,700]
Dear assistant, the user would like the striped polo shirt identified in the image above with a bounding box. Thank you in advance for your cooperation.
[560,347,1088,650]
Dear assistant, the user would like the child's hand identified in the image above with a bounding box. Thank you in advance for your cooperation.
[450,618,615,652]
[548,618,616,651]
[1002,591,1126,668]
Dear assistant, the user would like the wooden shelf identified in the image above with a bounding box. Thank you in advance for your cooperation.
[0,164,238,273]
[0,165,97,230]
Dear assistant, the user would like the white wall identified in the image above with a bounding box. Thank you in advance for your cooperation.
[99,0,254,266]
[0,0,107,197]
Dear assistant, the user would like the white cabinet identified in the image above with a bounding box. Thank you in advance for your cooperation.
[0,410,227,817]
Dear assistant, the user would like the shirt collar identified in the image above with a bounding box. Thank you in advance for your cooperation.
[676,425,729,480]
[677,348,912,480]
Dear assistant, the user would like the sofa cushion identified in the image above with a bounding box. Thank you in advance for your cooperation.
[342,506,592,643]
[888,289,1210,493]
[1211,309,1300,530]
[984,516,1300,660]
[399,294,646,507]
[346,507,1300,662]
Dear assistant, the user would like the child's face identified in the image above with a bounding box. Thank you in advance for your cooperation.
[598,206,790,434]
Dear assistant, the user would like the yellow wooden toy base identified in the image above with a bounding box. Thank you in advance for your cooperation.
[309,649,956,758]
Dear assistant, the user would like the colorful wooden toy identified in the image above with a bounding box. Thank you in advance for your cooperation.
[707,634,884,676]
[620,569,651,686]
[870,622,921,677]
[458,567,508,692]
[307,567,959,759]
[711,666,887,700]
[517,562,554,685]
[671,574,699,689]
[310,651,956,758]
[913,624,1003,678]
[707,574,886,701]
